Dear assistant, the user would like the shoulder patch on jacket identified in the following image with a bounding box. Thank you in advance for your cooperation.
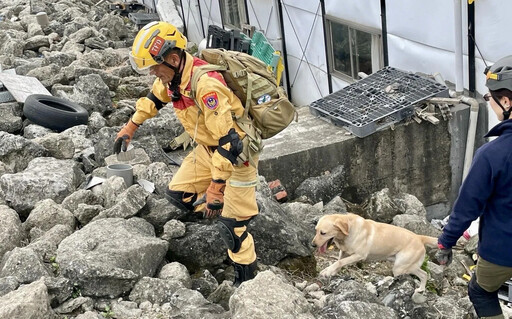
[202,91,219,110]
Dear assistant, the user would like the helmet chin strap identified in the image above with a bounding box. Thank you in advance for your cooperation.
[164,51,186,102]
[492,95,511,120]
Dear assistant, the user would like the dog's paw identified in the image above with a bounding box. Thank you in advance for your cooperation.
[319,264,339,278]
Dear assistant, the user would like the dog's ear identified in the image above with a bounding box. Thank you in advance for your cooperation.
[334,218,349,236]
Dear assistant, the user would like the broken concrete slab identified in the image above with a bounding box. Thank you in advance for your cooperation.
[0,73,51,103]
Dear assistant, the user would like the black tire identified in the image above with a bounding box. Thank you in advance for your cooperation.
[23,94,89,132]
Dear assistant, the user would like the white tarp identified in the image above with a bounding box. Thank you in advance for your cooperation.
[324,0,381,30]
[179,0,512,128]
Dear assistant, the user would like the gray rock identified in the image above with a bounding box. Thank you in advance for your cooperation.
[138,161,174,196]
[60,125,94,159]
[110,300,142,319]
[282,201,322,227]
[93,184,148,220]
[27,22,43,37]
[191,269,219,298]
[0,279,57,319]
[44,276,73,307]
[26,63,64,88]
[170,287,227,318]
[392,214,441,237]
[79,48,125,69]
[75,311,103,319]
[162,219,186,241]
[363,188,402,223]
[323,195,348,215]
[61,40,85,54]
[0,276,19,298]
[327,280,381,304]
[54,296,94,314]
[61,189,103,212]
[294,165,346,204]
[0,29,26,56]
[15,58,44,75]
[392,192,427,216]
[319,301,398,319]
[24,198,76,234]
[72,74,111,115]
[92,126,121,165]
[0,131,47,172]
[0,247,51,284]
[97,15,128,40]
[23,124,53,139]
[0,105,22,133]
[0,157,84,216]
[158,262,192,288]
[140,197,186,235]
[207,280,236,311]
[0,205,24,261]
[24,35,50,51]
[251,191,314,265]
[85,37,110,50]
[56,218,168,298]
[129,277,185,305]
[88,111,107,132]
[26,224,74,261]
[100,175,127,208]
[230,270,314,319]
[34,133,75,159]
[69,26,95,43]
[167,222,226,272]
[74,204,103,225]
[410,295,475,318]
[1,101,23,117]
[42,51,76,67]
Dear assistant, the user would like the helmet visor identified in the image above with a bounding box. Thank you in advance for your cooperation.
[129,52,156,75]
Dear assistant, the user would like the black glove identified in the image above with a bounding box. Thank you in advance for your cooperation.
[114,120,139,154]
[436,243,453,266]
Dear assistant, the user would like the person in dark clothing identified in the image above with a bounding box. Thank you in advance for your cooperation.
[436,55,512,319]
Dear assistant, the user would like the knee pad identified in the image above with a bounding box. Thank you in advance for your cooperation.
[468,275,502,318]
[216,216,253,253]
[165,189,197,212]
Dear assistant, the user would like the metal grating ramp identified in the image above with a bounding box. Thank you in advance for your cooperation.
[309,67,448,137]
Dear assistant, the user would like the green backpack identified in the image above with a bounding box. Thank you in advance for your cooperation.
[190,48,297,141]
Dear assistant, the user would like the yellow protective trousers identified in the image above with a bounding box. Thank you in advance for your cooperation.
[168,145,259,265]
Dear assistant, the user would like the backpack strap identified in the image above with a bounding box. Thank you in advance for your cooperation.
[190,64,227,104]
[190,63,262,167]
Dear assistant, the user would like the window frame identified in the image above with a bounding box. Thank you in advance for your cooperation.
[219,0,248,30]
[325,16,383,82]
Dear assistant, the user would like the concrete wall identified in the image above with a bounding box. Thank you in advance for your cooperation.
[259,102,487,220]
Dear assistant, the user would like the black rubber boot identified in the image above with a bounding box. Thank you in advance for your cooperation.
[233,261,257,287]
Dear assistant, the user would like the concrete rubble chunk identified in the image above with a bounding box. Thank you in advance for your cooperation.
[0,279,57,319]
[0,157,85,215]
[0,131,48,173]
[56,218,168,298]
[24,198,76,234]
[0,247,52,284]
[230,270,315,319]
[0,205,25,261]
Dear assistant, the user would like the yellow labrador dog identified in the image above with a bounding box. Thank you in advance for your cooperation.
[312,213,438,293]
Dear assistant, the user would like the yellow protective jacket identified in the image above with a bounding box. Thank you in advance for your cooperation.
[131,52,246,181]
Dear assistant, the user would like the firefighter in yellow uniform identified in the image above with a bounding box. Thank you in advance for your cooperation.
[113,21,258,286]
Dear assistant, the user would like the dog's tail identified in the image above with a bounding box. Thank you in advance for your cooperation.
[419,235,438,248]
